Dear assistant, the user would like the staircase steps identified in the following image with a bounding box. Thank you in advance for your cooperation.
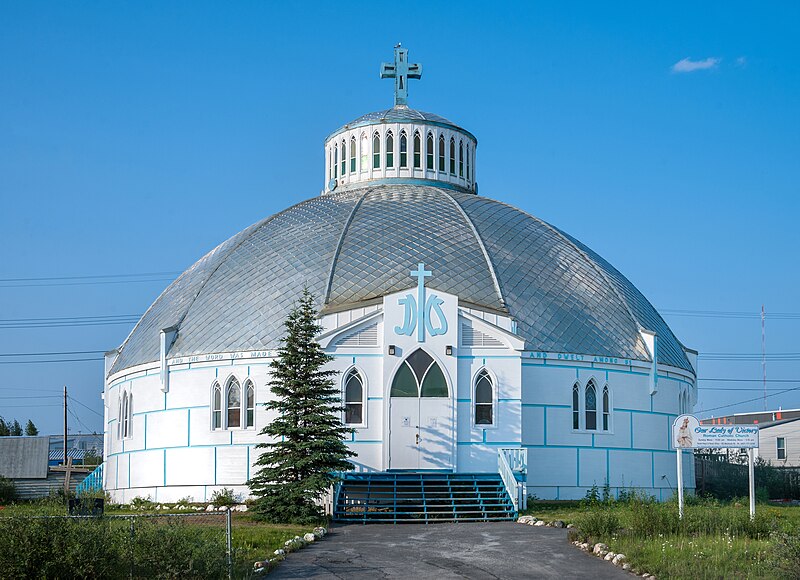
[334,472,517,524]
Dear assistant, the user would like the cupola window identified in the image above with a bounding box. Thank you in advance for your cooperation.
[438,135,445,171]
[413,131,421,169]
[400,131,408,168]
[449,138,456,174]
[340,140,346,176]
[386,131,394,168]
[360,133,368,171]
[350,136,356,173]
[466,144,471,181]
[333,145,338,179]
[459,140,464,177]
[426,133,434,170]
[373,132,381,169]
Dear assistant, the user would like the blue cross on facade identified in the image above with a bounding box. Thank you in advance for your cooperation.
[395,262,448,342]
[410,262,432,342]
[380,44,422,107]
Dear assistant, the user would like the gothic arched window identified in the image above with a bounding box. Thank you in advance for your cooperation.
[350,136,357,173]
[449,137,456,174]
[340,140,346,176]
[413,131,421,168]
[245,380,255,428]
[426,133,434,170]
[373,132,381,169]
[459,140,464,177]
[602,386,610,431]
[438,135,445,171]
[386,131,394,168]
[344,368,364,425]
[390,349,448,398]
[360,133,368,171]
[226,377,241,429]
[585,381,597,431]
[212,382,222,430]
[474,369,494,426]
[333,145,338,179]
[400,131,408,168]
[121,391,130,439]
[572,383,580,430]
[466,144,471,181]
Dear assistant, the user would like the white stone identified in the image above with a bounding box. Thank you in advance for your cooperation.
[274,549,285,557]
[593,543,608,555]
[303,533,316,542]
[613,554,626,566]
[205,504,215,512]
[604,552,616,561]
[534,520,546,526]
[623,564,632,571]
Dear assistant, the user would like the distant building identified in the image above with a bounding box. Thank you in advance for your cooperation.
[0,436,91,498]
[702,410,800,467]
[47,433,103,466]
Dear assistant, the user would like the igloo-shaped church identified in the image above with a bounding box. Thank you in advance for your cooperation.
[103,46,697,513]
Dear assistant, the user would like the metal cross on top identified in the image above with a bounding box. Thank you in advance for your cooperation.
[380,44,422,107]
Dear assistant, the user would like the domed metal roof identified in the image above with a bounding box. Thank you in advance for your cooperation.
[110,185,691,375]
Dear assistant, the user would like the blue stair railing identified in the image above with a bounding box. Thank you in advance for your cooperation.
[76,463,104,495]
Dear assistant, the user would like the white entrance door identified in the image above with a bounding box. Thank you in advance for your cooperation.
[388,349,453,470]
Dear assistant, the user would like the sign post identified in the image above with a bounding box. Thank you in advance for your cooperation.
[672,414,759,520]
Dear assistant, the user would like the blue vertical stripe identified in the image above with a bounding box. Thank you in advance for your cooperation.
[163,449,166,486]
[576,448,580,486]
[606,449,610,484]
[651,452,655,487]
[630,411,634,448]
[144,415,148,450]
[214,447,217,485]
[187,409,191,446]
[543,407,548,445]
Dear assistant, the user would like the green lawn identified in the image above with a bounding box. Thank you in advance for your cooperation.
[522,499,800,579]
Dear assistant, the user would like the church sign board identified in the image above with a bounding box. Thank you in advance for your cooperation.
[672,414,759,449]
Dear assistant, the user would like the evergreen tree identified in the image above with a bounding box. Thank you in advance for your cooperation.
[9,420,22,436]
[0,418,9,437]
[248,289,354,523]
[25,420,39,436]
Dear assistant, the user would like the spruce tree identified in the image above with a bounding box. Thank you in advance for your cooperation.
[25,420,38,436]
[248,289,354,523]
[0,418,9,437]
[10,420,22,437]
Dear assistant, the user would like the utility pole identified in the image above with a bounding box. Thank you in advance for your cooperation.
[63,386,68,467]
[761,305,767,412]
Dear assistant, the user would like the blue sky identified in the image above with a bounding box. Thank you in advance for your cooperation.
[1,1,798,435]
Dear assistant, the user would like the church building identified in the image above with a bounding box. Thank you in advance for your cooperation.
[102,47,697,508]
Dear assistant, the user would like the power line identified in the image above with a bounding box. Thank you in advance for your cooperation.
[67,396,104,418]
[0,395,61,399]
[0,357,103,365]
[700,385,800,413]
[660,308,800,320]
[698,378,799,383]
[0,271,179,283]
[0,350,107,357]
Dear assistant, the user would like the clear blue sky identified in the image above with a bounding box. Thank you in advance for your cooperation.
[1,1,798,435]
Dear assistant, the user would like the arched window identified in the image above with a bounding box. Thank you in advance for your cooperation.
[245,380,255,428]
[117,396,122,439]
[121,392,130,439]
[585,381,597,431]
[373,132,381,169]
[343,368,364,425]
[399,131,408,168]
[212,382,222,430]
[226,378,241,428]
[426,133,434,170]
[340,140,346,177]
[438,135,445,171]
[360,133,368,171]
[449,138,456,174]
[572,383,580,430]
[474,369,494,426]
[333,145,338,179]
[602,386,610,431]
[390,349,448,398]
[459,140,464,177]
[386,131,394,168]
[466,144,471,181]
[413,131,421,168]
[350,136,356,173]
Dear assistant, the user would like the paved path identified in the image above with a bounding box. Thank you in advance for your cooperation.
[270,522,630,579]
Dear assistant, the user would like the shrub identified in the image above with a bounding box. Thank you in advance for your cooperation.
[0,475,16,505]
[210,487,238,508]
[770,530,800,579]
[575,509,620,538]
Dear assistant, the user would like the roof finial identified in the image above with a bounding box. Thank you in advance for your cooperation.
[380,45,422,108]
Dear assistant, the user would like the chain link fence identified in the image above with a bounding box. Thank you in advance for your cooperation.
[0,511,237,579]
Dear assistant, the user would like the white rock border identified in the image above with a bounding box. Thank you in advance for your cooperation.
[518,516,650,578]
[253,526,327,575]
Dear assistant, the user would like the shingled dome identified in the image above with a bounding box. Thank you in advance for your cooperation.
[110,184,691,375]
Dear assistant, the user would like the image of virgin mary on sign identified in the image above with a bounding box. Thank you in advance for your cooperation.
[676,417,693,448]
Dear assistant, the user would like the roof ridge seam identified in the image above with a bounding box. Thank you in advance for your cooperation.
[323,189,372,305]
[440,190,507,313]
